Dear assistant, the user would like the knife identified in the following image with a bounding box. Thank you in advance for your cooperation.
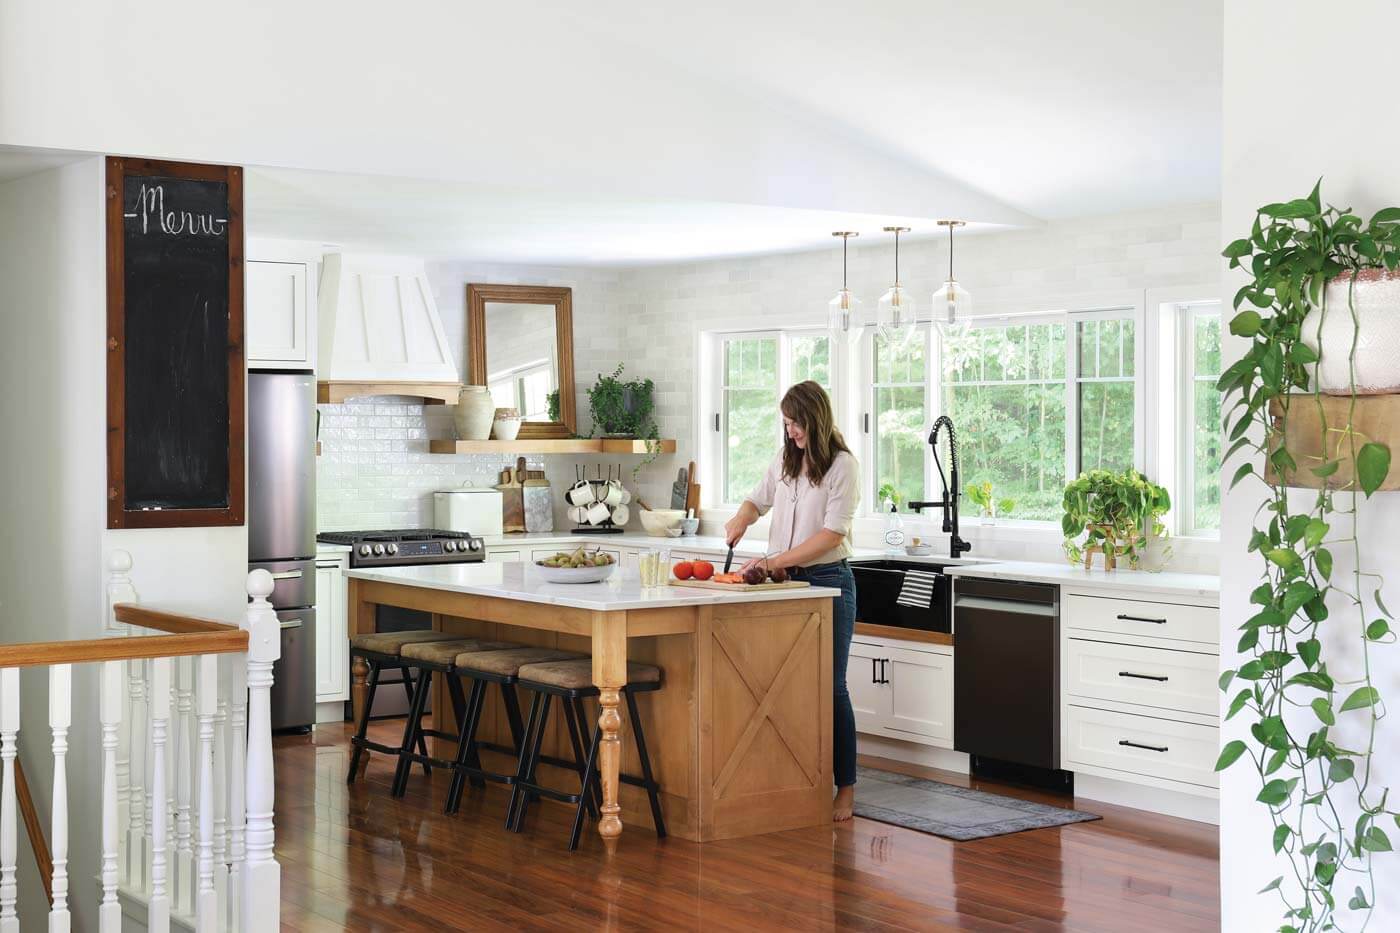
[723,545,734,574]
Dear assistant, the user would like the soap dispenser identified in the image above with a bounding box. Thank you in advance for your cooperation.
[882,500,906,555]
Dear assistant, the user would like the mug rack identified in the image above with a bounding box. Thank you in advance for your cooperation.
[568,464,627,535]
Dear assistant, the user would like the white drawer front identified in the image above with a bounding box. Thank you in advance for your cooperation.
[1066,594,1218,645]
[1066,639,1217,716]
[1065,705,1218,788]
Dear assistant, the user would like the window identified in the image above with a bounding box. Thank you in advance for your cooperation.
[1074,317,1136,473]
[721,334,780,504]
[941,320,1067,521]
[1179,303,1223,535]
[872,329,928,509]
[713,330,839,505]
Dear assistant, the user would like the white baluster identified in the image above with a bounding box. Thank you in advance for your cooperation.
[212,656,229,920]
[227,651,246,933]
[48,665,71,933]
[165,667,176,903]
[242,570,281,931]
[115,671,130,885]
[174,657,194,915]
[145,661,156,889]
[100,661,123,933]
[149,657,171,932]
[127,652,147,885]
[195,655,217,932]
[0,668,18,933]
[106,549,137,633]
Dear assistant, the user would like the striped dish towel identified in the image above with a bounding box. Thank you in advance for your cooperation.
[895,570,939,609]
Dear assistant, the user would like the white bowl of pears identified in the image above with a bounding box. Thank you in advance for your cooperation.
[533,546,618,584]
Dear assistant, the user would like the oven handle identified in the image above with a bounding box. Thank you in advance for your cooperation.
[954,595,1056,617]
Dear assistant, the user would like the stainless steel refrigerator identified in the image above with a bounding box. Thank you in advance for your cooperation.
[247,372,317,731]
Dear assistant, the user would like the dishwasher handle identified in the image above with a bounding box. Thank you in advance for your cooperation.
[954,595,1057,617]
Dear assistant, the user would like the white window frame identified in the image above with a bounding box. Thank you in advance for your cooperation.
[706,327,841,508]
[861,324,934,516]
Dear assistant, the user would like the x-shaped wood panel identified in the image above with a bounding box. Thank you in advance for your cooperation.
[712,612,821,797]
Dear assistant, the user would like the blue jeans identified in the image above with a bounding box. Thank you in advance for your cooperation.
[794,560,857,788]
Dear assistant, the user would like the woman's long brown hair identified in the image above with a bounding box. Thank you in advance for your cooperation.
[780,381,851,486]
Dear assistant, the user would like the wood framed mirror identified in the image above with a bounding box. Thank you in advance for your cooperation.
[466,284,576,439]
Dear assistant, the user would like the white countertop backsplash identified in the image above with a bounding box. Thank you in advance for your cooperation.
[345,561,841,612]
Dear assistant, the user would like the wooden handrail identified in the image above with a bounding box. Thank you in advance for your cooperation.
[114,603,242,635]
[0,631,247,669]
[14,758,52,906]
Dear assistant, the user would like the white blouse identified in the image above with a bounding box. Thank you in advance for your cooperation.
[745,450,861,567]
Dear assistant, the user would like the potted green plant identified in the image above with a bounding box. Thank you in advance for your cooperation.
[1215,183,1396,931]
[587,364,655,439]
[965,481,1015,525]
[1060,468,1169,569]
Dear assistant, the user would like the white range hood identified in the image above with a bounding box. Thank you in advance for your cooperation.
[315,253,462,403]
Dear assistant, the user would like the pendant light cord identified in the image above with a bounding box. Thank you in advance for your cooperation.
[842,235,848,289]
[948,225,954,281]
[894,229,900,285]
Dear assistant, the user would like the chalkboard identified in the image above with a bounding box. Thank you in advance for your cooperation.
[106,157,245,529]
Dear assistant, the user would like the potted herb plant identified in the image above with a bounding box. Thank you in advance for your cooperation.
[1060,468,1169,570]
[587,364,655,439]
[966,481,1014,525]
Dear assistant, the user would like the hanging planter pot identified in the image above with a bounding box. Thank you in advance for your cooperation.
[1301,268,1400,394]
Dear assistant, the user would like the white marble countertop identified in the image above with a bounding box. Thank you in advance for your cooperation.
[345,561,841,612]
[944,560,1219,599]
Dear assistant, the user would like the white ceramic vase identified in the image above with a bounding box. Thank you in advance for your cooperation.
[454,386,495,440]
[493,417,523,441]
[1301,270,1400,395]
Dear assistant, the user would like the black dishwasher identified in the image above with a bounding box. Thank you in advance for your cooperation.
[953,576,1068,787]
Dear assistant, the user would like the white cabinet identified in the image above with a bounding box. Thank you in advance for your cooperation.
[485,548,522,563]
[849,636,954,749]
[314,554,349,708]
[247,259,314,368]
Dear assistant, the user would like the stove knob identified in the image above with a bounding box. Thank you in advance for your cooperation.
[372,543,386,556]
[466,538,482,551]
[386,543,398,556]
[443,540,457,552]
[358,544,371,557]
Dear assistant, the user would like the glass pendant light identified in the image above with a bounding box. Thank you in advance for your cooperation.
[827,231,861,336]
[877,226,916,347]
[932,219,971,334]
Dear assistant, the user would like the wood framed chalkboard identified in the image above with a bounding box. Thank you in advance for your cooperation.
[106,157,245,529]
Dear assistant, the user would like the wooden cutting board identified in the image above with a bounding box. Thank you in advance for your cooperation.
[668,579,811,592]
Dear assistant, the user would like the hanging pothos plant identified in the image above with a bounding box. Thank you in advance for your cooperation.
[1217,182,1397,931]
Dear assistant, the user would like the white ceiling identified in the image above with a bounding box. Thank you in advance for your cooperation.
[2,1,1221,265]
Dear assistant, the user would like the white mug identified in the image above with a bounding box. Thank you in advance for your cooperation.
[602,481,624,507]
[567,481,596,506]
[567,505,588,525]
[586,500,612,525]
[619,487,632,505]
[611,504,630,526]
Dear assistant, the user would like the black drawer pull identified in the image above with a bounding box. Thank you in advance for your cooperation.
[1119,739,1169,753]
[1117,613,1167,624]
[871,657,879,684]
[1118,671,1169,682]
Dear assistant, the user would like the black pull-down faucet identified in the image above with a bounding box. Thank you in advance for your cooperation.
[908,416,973,560]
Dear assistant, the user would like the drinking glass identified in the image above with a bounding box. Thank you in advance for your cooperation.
[639,549,661,587]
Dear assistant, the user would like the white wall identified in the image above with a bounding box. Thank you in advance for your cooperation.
[1221,2,1400,928]
[0,156,248,926]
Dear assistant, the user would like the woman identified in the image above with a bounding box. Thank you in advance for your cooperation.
[724,380,860,821]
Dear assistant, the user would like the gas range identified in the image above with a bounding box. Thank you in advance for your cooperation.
[317,528,486,568]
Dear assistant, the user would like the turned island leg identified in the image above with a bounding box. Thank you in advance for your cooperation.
[591,612,628,841]
[348,581,377,777]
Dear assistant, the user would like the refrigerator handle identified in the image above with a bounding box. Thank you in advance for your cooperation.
[270,570,304,581]
[278,619,304,630]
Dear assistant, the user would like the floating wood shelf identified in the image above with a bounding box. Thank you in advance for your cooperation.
[854,622,954,646]
[317,380,462,405]
[428,438,677,456]
[1266,394,1400,491]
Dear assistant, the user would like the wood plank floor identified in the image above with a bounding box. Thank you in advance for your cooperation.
[273,722,1219,931]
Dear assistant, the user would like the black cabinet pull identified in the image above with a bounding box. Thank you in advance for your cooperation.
[1118,739,1169,753]
[871,657,879,684]
[880,658,890,684]
[1116,613,1167,624]
[1118,671,1169,682]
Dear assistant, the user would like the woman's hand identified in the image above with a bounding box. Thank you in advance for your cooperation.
[725,504,758,547]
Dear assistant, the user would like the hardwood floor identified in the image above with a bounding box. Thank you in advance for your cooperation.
[273,722,1219,931]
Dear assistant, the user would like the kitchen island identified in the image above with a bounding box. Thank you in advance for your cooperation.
[346,561,840,843]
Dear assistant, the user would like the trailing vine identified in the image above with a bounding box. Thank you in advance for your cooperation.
[1217,182,1398,931]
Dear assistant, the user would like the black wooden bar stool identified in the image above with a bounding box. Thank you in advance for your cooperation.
[509,658,666,850]
[346,631,471,785]
[441,646,588,816]
[390,637,522,798]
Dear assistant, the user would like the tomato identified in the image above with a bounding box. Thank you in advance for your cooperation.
[692,560,715,581]
[672,561,694,580]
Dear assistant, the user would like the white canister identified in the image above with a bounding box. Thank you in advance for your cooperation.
[493,416,523,441]
[433,484,504,536]
[454,386,496,440]
[1302,270,1400,394]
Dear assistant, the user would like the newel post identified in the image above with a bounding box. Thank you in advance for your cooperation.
[241,570,280,931]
